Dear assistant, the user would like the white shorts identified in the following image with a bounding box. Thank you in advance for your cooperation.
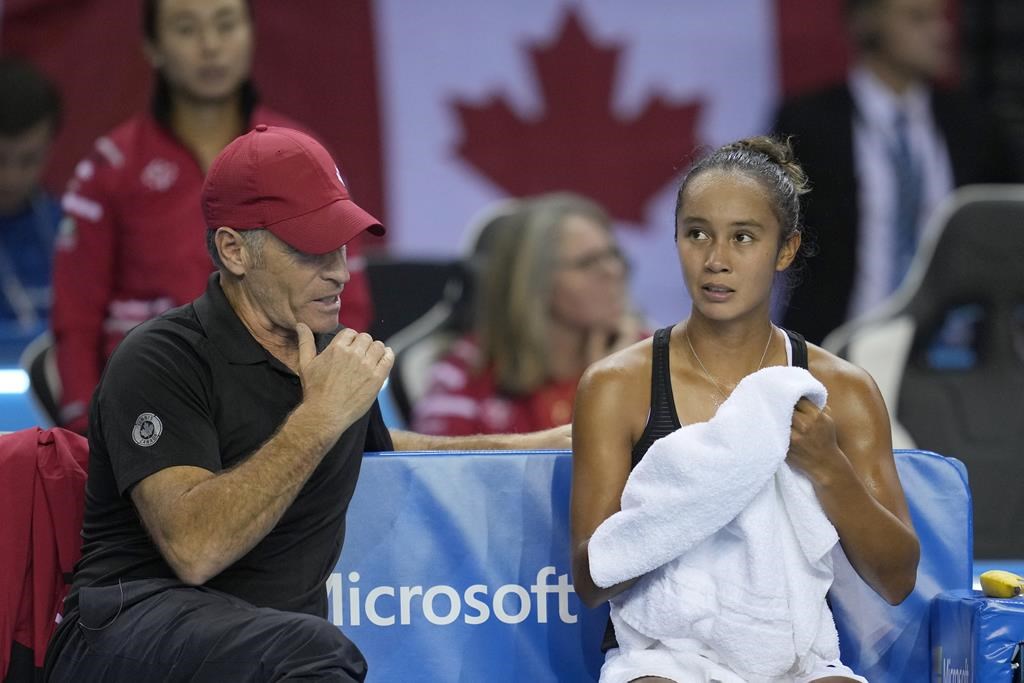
[601,646,869,683]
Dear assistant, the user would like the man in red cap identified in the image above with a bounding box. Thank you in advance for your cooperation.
[44,126,569,682]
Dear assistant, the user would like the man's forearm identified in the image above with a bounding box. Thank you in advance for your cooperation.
[389,425,570,452]
[162,324,393,583]
[142,402,350,585]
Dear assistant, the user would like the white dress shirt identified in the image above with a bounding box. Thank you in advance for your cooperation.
[847,65,954,319]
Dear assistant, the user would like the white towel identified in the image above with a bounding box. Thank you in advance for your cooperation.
[588,366,842,682]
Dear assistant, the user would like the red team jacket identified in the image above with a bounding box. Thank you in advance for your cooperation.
[411,336,581,436]
[0,427,88,678]
[53,110,375,431]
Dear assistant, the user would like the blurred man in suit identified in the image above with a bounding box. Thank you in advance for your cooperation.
[773,0,1021,344]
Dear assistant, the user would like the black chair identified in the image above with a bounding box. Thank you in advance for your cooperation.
[824,185,1024,558]
[385,265,474,423]
[18,332,60,427]
[364,256,461,344]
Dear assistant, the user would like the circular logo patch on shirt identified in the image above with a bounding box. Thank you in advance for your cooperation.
[132,412,163,447]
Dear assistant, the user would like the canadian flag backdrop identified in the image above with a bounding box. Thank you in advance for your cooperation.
[1,0,856,326]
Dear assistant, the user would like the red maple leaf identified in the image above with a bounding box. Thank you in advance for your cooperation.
[453,11,704,225]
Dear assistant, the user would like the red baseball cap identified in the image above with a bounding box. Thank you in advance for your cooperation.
[201,125,384,254]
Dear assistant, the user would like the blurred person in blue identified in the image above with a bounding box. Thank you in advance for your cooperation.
[0,57,62,345]
[773,0,1022,344]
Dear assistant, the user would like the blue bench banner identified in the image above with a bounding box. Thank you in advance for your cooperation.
[331,450,606,682]
[332,449,972,682]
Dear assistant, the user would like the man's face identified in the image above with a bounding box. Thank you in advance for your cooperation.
[869,0,951,81]
[148,0,254,104]
[244,234,351,336]
[0,120,54,216]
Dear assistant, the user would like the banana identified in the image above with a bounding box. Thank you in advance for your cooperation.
[979,570,1024,598]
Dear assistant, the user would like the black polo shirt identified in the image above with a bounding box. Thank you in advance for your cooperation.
[67,273,393,617]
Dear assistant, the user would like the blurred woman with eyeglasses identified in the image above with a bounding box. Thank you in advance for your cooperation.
[412,192,646,436]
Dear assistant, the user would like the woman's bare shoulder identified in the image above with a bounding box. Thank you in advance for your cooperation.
[575,335,655,457]
[805,341,890,420]
[580,335,654,391]
[806,341,876,390]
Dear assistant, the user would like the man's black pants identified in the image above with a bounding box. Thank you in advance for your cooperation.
[44,579,366,682]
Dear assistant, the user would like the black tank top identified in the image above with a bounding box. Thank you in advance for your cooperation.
[602,325,810,651]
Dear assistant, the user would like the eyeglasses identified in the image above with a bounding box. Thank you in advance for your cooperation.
[558,246,629,274]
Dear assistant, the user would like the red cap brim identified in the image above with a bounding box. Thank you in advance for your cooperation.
[266,198,384,254]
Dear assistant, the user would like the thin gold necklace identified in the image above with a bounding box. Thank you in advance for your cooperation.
[685,322,775,405]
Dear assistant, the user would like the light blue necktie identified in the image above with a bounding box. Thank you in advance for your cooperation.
[888,110,922,291]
